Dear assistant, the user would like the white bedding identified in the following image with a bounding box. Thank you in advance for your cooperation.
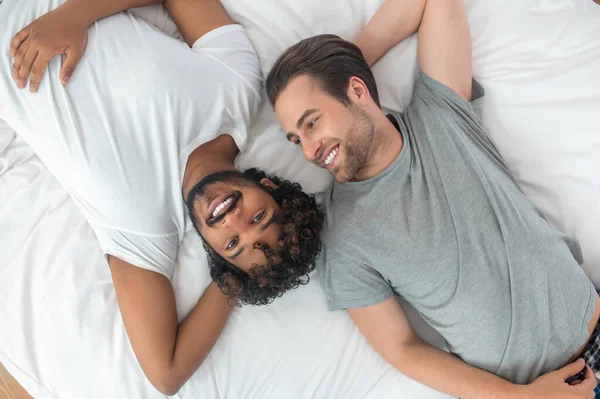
[1,0,599,398]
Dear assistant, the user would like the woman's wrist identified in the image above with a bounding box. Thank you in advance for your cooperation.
[59,0,102,27]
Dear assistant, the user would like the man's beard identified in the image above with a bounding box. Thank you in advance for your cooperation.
[333,106,376,183]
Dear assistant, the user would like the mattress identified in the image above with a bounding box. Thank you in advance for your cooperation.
[1,0,599,398]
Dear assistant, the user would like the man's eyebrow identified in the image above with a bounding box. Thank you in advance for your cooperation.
[296,109,318,130]
[230,246,246,260]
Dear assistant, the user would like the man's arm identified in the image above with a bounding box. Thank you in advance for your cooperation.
[354,0,472,101]
[349,296,596,399]
[108,257,232,396]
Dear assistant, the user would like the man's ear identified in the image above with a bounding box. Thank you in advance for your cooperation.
[347,76,370,106]
[260,178,279,190]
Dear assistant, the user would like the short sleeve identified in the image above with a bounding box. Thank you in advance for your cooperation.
[407,69,505,163]
[409,69,486,138]
[93,225,179,279]
[185,25,262,155]
[192,25,262,99]
[317,247,393,311]
[412,69,485,115]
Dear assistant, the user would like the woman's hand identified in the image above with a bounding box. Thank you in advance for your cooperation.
[10,3,90,93]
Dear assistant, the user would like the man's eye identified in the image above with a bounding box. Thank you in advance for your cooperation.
[253,211,265,224]
[294,137,302,145]
[308,118,317,129]
[227,236,239,250]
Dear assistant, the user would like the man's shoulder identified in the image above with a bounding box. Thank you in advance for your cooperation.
[407,69,485,117]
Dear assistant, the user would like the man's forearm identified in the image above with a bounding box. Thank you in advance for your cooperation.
[397,340,525,399]
[354,0,427,66]
[60,0,165,26]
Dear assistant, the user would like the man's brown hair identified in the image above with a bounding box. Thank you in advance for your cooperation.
[266,34,380,108]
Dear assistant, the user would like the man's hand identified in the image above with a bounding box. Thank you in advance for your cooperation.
[10,3,89,93]
[521,359,596,399]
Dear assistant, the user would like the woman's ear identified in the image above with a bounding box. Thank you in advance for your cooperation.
[260,178,279,190]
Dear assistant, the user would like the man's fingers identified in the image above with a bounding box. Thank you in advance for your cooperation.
[560,358,586,379]
[17,48,39,89]
[59,48,83,85]
[29,56,49,93]
[578,365,597,391]
[11,40,30,80]
[10,28,30,58]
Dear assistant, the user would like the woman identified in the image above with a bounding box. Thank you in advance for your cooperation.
[2,0,323,394]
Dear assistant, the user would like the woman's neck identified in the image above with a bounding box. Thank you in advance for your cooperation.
[182,135,239,200]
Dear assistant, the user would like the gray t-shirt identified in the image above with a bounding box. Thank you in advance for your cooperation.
[318,70,597,384]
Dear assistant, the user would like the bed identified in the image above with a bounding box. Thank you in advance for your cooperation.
[1,0,599,398]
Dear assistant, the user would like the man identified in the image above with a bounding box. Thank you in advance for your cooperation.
[1,0,323,394]
[267,0,599,397]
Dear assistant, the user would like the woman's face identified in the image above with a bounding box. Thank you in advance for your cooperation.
[190,172,281,271]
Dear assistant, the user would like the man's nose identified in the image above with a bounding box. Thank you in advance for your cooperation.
[302,137,322,164]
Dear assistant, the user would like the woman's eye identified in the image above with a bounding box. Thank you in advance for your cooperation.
[253,211,265,224]
[227,236,239,250]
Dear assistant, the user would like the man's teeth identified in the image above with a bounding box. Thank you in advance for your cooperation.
[212,197,233,217]
[324,147,339,166]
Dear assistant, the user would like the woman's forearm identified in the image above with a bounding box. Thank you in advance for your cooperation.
[61,0,165,26]
[163,282,233,395]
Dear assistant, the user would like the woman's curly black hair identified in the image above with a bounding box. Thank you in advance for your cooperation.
[186,168,325,306]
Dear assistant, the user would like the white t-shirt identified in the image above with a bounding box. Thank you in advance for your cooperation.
[0,1,262,278]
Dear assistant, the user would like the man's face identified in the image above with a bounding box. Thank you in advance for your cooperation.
[275,75,375,183]
[191,173,280,272]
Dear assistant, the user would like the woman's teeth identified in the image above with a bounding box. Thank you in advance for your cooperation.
[325,146,339,166]
[212,197,233,218]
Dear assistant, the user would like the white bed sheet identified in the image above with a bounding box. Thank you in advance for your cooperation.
[1,0,600,398]
[0,131,446,399]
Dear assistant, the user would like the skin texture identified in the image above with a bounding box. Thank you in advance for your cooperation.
[277,76,381,184]
[183,138,281,272]
[192,179,280,271]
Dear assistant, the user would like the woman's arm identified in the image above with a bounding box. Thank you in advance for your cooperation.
[164,0,233,47]
[10,0,164,92]
[108,256,232,396]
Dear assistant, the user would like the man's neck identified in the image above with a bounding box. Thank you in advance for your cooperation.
[182,135,238,201]
[352,112,404,182]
